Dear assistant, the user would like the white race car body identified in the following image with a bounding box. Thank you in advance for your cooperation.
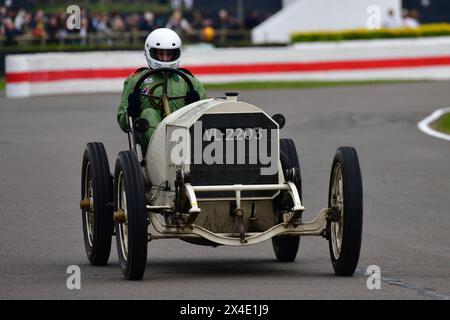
[145,97,282,192]
[142,96,310,243]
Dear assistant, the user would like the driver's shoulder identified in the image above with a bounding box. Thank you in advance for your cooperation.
[131,67,150,77]
[178,68,194,77]
[178,68,202,85]
[126,67,150,82]
[124,67,151,87]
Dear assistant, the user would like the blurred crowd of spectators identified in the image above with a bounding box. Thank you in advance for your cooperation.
[2,3,422,47]
[383,8,420,29]
[0,4,267,46]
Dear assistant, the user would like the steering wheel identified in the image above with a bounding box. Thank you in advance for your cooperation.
[133,67,198,117]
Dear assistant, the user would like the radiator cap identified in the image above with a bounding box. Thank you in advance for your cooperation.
[225,92,239,102]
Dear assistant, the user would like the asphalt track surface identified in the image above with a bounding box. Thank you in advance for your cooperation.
[0,82,449,300]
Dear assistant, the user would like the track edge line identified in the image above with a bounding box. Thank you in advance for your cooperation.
[417,106,450,141]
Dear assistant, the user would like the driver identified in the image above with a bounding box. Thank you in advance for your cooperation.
[117,28,206,154]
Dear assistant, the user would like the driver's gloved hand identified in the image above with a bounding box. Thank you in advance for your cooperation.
[127,92,141,118]
[185,90,200,105]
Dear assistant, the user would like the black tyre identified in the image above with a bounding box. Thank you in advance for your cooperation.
[327,147,363,276]
[272,138,302,262]
[114,151,148,280]
[81,142,113,265]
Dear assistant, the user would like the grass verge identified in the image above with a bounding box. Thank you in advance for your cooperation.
[204,80,420,91]
[291,24,450,43]
[431,112,450,134]
[0,78,426,93]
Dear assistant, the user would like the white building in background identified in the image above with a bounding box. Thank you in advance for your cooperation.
[252,0,401,44]
[282,0,298,6]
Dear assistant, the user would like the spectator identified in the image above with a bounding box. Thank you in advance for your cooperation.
[96,14,112,45]
[403,9,419,28]
[14,9,25,31]
[216,9,240,30]
[126,13,140,32]
[80,17,89,45]
[166,10,192,34]
[97,14,111,33]
[383,8,402,29]
[112,14,125,32]
[0,6,7,21]
[31,9,46,38]
[46,15,60,43]
[80,8,88,22]
[20,11,32,35]
[56,11,68,40]
[139,11,156,32]
[91,12,101,31]
[2,17,19,45]
[190,10,203,30]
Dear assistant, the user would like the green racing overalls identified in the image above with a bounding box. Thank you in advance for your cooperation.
[117,68,206,154]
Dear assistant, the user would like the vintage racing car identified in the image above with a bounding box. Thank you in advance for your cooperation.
[80,68,363,280]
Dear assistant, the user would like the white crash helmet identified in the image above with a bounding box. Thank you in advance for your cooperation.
[144,28,182,69]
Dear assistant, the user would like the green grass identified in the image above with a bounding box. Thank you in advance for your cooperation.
[0,79,421,93]
[432,112,450,134]
[204,80,420,90]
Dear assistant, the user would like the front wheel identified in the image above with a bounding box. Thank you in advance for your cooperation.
[81,142,113,266]
[327,147,363,276]
[114,151,148,280]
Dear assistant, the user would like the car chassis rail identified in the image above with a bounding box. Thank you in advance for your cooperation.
[148,208,329,246]
[146,182,330,246]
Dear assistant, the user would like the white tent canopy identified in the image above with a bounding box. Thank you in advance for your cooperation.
[252,0,401,44]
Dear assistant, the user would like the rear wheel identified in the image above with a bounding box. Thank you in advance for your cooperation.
[327,147,363,276]
[114,151,148,280]
[81,142,113,265]
[272,138,302,262]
